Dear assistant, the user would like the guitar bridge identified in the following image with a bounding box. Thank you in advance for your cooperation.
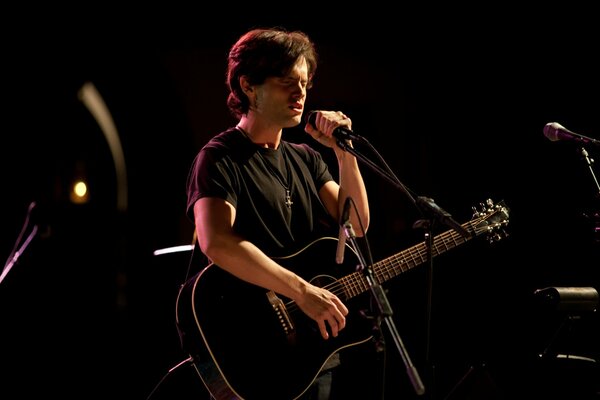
[266,291,296,342]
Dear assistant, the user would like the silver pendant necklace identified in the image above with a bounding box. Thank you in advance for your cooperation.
[237,127,293,209]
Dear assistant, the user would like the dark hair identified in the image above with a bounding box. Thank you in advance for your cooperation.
[226,28,318,118]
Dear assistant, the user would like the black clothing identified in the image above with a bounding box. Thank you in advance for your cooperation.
[185,127,345,399]
[186,127,337,256]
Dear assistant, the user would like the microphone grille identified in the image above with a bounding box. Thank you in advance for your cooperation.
[543,122,562,141]
[306,110,317,127]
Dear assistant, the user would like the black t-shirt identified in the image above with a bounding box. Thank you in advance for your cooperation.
[186,127,337,257]
[186,127,344,373]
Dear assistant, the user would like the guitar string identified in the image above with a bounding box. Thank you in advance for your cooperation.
[282,216,493,315]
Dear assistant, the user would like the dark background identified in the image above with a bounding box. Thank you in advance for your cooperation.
[1,8,599,399]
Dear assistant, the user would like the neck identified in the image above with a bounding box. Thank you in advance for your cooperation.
[237,118,282,149]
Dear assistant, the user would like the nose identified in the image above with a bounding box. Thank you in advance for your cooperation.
[292,83,306,100]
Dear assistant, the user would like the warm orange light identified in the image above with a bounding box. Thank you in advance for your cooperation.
[70,179,90,204]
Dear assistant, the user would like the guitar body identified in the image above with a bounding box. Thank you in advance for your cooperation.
[175,200,510,400]
[175,237,375,400]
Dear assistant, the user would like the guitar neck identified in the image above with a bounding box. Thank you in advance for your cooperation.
[339,219,478,300]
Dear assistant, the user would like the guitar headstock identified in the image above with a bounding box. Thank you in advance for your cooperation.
[471,199,510,243]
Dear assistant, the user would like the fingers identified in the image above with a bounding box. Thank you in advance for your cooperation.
[319,297,348,340]
[305,110,351,137]
[318,320,329,340]
[318,312,345,340]
[297,283,349,340]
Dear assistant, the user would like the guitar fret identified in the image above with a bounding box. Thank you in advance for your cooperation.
[365,212,502,301]
[353,215,495,303]
[344,275,362,298]
[352,276,364,297]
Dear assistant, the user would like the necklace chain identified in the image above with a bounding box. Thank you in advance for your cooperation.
[236,126,293,208]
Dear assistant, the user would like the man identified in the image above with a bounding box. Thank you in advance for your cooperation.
[183,27,370,400]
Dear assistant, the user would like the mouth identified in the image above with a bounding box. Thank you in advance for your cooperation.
[289,106,303,117]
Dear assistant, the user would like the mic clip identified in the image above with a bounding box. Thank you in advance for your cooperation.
[416,196,471,239]
[336,137,352,151]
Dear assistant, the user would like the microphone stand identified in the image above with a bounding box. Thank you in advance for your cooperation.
[577,146,600,242]
[0,226,38,284]
[341,214,426,396]
[337,137,471,398]
[578,146,600,197]
[1,202,40,285]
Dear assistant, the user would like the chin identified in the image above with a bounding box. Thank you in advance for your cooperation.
[287,114,302,127]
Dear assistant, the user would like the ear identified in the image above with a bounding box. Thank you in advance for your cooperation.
[239,75,253,96]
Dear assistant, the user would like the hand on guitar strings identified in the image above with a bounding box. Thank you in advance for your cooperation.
[295,283,349,340]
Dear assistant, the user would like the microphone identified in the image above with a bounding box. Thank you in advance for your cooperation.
[416,196,471,239]
[543,122,600,146]
[336,196,352,264]
[306,111,362,141]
